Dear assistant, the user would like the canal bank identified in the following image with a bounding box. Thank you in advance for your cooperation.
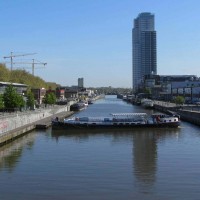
[0,105,73,146]
[1,95,200,200]
[153,101,200,126]
[0,95,104,146]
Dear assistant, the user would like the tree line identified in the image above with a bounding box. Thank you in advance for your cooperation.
[0,64,57,110]
[0,85,56,110]
[0,63,59,89]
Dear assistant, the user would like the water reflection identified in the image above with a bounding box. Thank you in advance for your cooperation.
[52,128,181,187]
[133,131,157,185]
[132,128,181,193]
[0,132,36,172]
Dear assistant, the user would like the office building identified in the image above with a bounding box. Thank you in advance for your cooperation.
[132,12,157,92]
[78,78,84,88]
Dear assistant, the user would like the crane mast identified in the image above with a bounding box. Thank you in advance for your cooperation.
[3,52,37,71]
[12,59,47,75]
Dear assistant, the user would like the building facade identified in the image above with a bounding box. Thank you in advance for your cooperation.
[143,74,200,101]
[78,78,84,88]
[0,82,27,95]
[132,12,157,92]
[31,88,46,105]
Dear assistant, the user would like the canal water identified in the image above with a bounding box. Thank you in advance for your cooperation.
[0,95,200,200]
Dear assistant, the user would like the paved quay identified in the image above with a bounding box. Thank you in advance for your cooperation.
[0,105,73,146]
[0,95,104,146]
[35,110,74,129]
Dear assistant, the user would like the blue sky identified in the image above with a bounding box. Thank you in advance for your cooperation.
[0,0,200,88]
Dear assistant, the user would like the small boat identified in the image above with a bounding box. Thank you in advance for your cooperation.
[79,100,88,107]
[70,102,86,111]
[52,113,180,129]
[141,98,154,109]
[88,99,94,104]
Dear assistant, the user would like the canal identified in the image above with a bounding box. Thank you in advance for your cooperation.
[0,95,200,200]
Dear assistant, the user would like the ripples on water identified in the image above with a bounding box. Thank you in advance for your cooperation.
[0,95,200,200]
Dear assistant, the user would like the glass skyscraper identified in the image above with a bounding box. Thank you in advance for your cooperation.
[132,12,157,92]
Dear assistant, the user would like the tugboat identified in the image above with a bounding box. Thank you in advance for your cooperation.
[52,113,180,129]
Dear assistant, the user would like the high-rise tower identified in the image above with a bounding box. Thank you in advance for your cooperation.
[132,12,157,92]
[78,78,84,88]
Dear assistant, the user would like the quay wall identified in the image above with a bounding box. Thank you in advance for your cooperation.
[178,110,200,126]
[0,106,70,145]
[153,104,176,113]
[154,103,200,126]
[0,96,103,146]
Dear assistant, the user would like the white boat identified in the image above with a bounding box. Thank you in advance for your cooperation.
[52,113,180,129]
[79,100,88,107]
[141,98,154,108]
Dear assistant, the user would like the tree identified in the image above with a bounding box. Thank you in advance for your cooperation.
[0,63,10,81]
[17,95,25,109]
[43,92,56,105]
[0,94,4,109]
[174,96,185,105]
[0,64,60,90]
[3,84,25,109]
[26,91,35,109]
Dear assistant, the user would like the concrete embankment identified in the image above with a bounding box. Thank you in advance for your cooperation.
[0,105,73,146]
[177,110,200,126]
[0,95,104,146]
[153,101,200,126]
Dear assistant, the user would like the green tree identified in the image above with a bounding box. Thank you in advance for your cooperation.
[26,91,35,109]
[48,92,56,105]
[0,94,4,108]
[3,84,24,109]
[174,96,185,105]
[0,64,60,90]
[43,92,56,105]
[17,95,25,109]
[0,63,10,81]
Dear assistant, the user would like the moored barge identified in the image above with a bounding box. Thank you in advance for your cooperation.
[52,113,180,129]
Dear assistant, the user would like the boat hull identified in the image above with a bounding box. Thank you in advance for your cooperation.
[70,104,85,111]
[52,121,180,130]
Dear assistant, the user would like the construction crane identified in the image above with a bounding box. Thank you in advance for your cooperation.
[12,59,47,75]
[3,52,37,71]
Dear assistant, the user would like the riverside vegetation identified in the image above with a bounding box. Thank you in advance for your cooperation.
[0,63,57,110]
[0,63,59,90]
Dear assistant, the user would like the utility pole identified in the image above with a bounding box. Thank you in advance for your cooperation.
[3,52,37,71]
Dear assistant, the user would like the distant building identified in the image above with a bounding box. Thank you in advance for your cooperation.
[56,86,78,99]
[0,82,27,95]
[31,88,46,105]
[56,87,66,99]
[144,74,200,101]
[78,78,84,88]
[132,12,157,92]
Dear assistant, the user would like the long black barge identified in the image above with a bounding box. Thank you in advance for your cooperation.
[52,113,181,130]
